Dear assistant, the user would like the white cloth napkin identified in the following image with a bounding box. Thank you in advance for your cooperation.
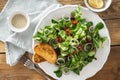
[0,0,61,66]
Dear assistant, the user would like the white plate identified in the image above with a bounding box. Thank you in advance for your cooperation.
[33,5,111,80]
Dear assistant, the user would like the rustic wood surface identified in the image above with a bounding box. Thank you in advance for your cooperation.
[0,0,120,80]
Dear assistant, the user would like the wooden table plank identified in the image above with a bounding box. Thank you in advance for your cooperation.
[0,0,7,11]
[0,42,5,53]
[98,1,120,19]
[0,46,120,80]
[0,54,45,80]
[57,0,84,5]
[105,19,120,45]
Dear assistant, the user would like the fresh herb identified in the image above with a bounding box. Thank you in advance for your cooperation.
[54,69,62,77]
[95,22,104,30]
[86,21,93,27]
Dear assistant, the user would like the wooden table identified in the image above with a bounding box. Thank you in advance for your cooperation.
[0,0,120,80]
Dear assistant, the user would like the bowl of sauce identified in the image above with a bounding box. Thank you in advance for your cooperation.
[8,11,30,32]
[84,0,112,12]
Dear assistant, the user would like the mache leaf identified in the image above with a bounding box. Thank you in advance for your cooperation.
[95,22,104,30]
[54,69,62,78]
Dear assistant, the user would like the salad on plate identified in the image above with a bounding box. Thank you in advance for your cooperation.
[33,6,106,77]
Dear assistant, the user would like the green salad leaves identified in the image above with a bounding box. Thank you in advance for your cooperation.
[34,6,106,77]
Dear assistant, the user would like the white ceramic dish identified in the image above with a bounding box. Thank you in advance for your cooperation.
[8,11,30,32]
[84,0,112,12]
[33,5,111,80]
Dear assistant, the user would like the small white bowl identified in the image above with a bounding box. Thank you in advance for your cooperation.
[8,11,30,32]
[84,0,112,12]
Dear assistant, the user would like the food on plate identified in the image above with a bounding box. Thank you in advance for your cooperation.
[33,43,57,64]
[32,53,45,64]
[33,6,106,77]
[88,0,104,9]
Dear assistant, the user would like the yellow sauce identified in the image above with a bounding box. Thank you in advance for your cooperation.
[12,14,27,29]
[88,0,104,9]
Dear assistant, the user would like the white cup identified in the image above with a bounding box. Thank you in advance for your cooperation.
[84,0,112,12]
[8,11,30,32]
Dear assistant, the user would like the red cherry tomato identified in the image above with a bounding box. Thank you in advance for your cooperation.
[72,20,78,25]
[65,28,70,35]
[77,44,82,51]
